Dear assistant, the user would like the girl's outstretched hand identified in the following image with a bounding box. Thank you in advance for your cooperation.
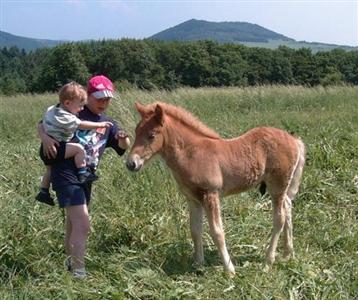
[116,130,131,149]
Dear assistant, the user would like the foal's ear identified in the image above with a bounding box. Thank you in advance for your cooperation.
[155,104,164,126]
[135,102,147,118]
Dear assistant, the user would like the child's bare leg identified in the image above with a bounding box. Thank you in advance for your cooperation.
[65,143,86,168]
[41,166,51,189]
[65,204,90,271]
[66,143,98,183]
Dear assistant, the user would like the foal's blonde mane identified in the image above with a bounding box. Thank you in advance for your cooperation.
[153,102,220,139]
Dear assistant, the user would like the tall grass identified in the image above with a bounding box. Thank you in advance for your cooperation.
[0,86,357,299]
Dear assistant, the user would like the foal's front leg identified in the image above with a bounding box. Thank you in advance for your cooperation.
[203,191,235,277]
[188,199,204,266]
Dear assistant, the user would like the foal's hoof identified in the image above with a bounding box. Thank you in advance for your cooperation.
[264,256,275,273]
[192,262,205,275]
[265,253,275,266]
[192,261,204,268]
[282,251,295,262]
[225,265,236,278]
[263,264,271,273]
[227,270,236,278]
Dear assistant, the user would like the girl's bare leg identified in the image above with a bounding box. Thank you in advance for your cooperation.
[65,216,72,257]
[65,204,90,270]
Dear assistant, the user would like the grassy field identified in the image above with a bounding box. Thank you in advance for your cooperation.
[0,86,357,299]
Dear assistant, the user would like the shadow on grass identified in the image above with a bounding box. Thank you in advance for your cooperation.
[234,253,264,266]
[160,242,197,276]
[161,243,264,276]
[119,240,265,277]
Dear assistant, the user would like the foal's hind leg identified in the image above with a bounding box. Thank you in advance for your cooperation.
[266,193,286,265]
[188,199,204,266]
[203,191,235,276]
[282,195,294,260]
[283,148,305,260]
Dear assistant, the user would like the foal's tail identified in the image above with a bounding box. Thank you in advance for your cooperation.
[287,138,306,201]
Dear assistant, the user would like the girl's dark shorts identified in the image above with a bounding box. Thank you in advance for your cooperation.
[54,183,92,208]
[40,142,67,165]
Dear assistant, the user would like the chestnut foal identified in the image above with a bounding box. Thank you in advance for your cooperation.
[126,102,305,276]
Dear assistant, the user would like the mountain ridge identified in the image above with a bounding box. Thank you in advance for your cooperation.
[149,19,295,43]
[0,31,64,51]
[1,19,357,52]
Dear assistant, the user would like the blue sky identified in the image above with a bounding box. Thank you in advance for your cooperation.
[1,0,357,46]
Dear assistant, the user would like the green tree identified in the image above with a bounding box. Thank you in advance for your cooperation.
[241,47,273,85]
[209,43,248,86]
[270,47,294,84]
[177,42,214,87]
[0,74,26,95]
[118,39,164,89]
[0,47,29,94]
[319,66,344,86]
[154,41,183,89]
[34,43,90,92]
[291,48,318,85]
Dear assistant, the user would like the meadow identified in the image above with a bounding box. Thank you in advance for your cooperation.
[0,86,357,299]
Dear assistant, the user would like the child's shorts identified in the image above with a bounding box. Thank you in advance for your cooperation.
[54,183,92,208]
[39,141,67,165]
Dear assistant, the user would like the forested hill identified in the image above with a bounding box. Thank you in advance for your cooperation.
[0,31,63,51]
[150,19,357,52]
[150,19,294,43]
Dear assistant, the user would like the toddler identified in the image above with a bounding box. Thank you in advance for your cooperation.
[36,82,112,205]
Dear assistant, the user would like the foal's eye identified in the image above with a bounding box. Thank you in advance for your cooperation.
[148,132,155,140]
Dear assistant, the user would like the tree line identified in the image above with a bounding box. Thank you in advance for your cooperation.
[1,39,357,95]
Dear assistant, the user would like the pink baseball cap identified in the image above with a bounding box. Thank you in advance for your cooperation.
[87,75,115,99]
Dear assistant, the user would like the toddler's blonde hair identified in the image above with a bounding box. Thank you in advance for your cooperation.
[59,82,87,104]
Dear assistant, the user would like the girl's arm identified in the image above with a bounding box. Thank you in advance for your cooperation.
[37,123,59,158]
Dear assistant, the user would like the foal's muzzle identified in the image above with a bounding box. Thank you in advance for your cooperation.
[126,160,137,171]
[126,154,143,172]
